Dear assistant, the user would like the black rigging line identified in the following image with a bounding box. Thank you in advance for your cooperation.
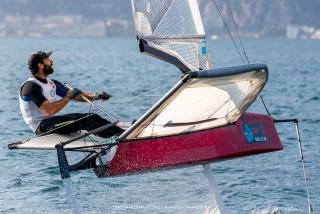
[218,0,272,115]
[217,3,312,209]
[259,94,272,117]
[211,0,246,64]
[225,0,250,64]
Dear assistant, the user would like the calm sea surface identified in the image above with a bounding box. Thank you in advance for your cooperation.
[0,38,319,214]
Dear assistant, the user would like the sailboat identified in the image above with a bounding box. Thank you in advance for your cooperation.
[8,0,312,213]
[9,0,282,177]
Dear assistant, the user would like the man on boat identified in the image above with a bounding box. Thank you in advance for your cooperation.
[19,50,124,138]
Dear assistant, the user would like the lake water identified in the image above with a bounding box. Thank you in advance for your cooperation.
[0,38,319,213]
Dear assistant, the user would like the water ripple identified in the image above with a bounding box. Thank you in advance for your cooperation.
[0,38,319,213]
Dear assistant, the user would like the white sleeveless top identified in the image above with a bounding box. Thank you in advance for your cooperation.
[19,77,59,132]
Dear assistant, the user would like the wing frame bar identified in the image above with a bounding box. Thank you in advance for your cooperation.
[139,39,192,73]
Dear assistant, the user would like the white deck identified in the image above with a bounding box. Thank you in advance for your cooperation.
[15,131,106,150]
[12,122,131,150]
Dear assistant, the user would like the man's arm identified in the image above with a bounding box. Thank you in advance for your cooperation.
[52,80,111,103]
[71,91,111,102]
[39,96,70,116]
[52,79,94,102]
[73,91,94,102]
[40,87,83,115]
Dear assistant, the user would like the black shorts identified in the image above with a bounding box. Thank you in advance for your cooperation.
[36,113,124,138]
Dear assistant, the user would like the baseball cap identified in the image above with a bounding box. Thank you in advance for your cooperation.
[28,50,52,72]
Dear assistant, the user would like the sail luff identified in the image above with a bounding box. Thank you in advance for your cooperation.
[189,0,205,34]
[131,0,139,38]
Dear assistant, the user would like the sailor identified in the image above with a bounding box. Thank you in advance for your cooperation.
[19,50,124,138]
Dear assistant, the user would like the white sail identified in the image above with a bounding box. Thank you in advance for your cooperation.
[131,0,211,71]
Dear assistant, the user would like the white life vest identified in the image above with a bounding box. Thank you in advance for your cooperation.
[19,77,59,132]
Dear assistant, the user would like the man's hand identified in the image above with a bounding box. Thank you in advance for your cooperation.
[94,92,111,101]
[68,88,82,99]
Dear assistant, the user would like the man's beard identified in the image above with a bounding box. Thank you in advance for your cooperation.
[44,64,54,75]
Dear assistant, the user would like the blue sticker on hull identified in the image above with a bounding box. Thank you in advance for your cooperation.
[243,123,267,144]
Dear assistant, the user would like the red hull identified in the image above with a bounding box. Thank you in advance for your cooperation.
[108,113,282,176]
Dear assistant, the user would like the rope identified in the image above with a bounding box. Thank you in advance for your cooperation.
[211,0,246,64]
[144,54,157,134]
[215,3,312,210]
[144,56,152,107]
[259,94,272,117]
[224,0,250,63]
[109,86,163,104]
[213,0,273,115]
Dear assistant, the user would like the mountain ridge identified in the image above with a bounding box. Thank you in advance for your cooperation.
[0,0,319,38]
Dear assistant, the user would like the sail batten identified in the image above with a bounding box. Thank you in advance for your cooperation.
[131,0,211,72]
